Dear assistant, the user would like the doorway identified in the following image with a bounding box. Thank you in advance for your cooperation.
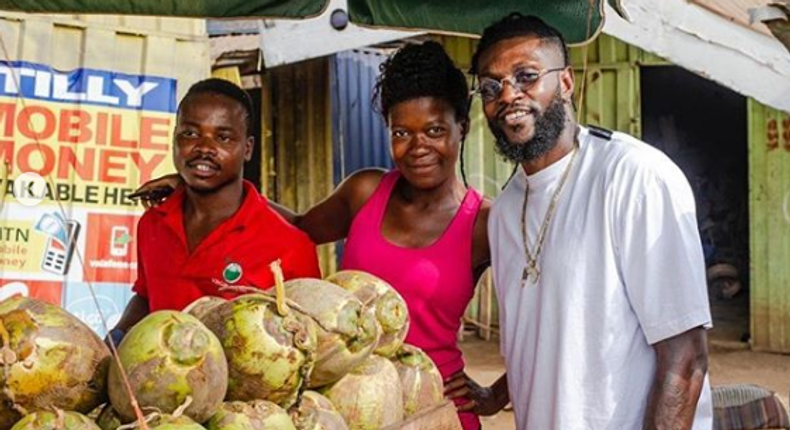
[641,66,750,343]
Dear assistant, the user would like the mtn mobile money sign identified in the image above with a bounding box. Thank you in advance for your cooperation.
[0,61,179,335]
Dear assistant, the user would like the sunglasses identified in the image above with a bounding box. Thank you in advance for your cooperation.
[475,67,567,102]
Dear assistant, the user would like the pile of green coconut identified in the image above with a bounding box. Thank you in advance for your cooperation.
[0,267,449,430]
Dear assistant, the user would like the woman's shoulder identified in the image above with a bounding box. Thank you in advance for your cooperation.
[474,196,492,238]
[341,168,390,215]
[345,168,388,187]
[478,196,493,216]
[466,186,492,215]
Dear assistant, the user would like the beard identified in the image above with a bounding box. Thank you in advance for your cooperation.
[488,90,567,164]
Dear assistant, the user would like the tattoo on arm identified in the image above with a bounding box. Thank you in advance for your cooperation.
[643,327,708,430]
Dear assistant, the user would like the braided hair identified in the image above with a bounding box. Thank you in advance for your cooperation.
[373,41,469,123]
[373,41,471,183]
[470,13,570,76]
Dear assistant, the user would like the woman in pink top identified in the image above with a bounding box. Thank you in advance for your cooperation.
[288,42,506,430]
[134,42,508,429]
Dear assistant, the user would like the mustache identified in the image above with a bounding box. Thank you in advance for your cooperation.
[186,153,219,167]
[495,101,538,120]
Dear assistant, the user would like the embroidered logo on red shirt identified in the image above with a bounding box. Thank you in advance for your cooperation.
[223,262,243,284]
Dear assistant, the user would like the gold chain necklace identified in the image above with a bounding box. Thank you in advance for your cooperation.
[520,141,580,286]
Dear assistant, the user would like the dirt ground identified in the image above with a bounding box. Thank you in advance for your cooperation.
[460,288,790,430]
[460,338,790,429]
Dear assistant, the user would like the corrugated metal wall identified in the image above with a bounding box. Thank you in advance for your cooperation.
[570,34,643,137]
[331,49,393,185]
[262,58,337,275]
[748,99,790,352]
[0,13,208,102]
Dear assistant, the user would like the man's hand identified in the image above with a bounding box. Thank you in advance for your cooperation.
[444,371,509,416]
[129,174,182,209]
[104,327,126,349]
[104,295,149,349]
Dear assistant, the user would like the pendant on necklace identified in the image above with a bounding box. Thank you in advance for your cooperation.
[521,262,540,287]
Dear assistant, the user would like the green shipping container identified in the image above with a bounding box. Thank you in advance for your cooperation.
[748,100,790,353]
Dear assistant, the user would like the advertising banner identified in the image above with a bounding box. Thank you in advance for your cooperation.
[0,60,177,336]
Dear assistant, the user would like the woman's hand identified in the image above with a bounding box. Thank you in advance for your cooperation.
[444,371,510,416]
[129,174,182,208]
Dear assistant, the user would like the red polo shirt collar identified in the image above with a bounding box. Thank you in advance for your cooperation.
[154,180,262,254]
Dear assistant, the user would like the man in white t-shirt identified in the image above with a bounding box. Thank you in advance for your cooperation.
[444,13,712,430]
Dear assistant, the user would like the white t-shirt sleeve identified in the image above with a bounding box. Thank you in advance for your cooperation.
[488,201,509,357]
[615,153,712,345]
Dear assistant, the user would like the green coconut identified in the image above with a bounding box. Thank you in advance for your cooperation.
[201,294,317,408]
[0,298,110,430]
[273,279,379,388]
[9,411,101,430]
[320,355,403,430]
[289,392,348,430]
[182,297,227,322]
[127,414,205,430]
[325,271,409,358]
[392,344,444,417]
[107,311,228,424]
[206,401,295,430]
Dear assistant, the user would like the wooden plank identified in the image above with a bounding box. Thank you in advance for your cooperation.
[749,99,770,349]
[274,65,296,210]
[259,72,276,200]
[50,24,83,70]
[380,401,462,430]
[764,106,784,352]
[172,38,209,101]
[19,19,53,64]
[600,34,618,64]
[781,111,790,352]
[0,16,22,61]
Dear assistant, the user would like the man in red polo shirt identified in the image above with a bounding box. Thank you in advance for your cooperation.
[108,78,320,344]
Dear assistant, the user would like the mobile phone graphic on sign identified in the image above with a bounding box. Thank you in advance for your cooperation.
[42,220,80,275]
[35,213,81,275]
[110,226,130,257]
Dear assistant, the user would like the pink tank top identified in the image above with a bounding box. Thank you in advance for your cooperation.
[342,170,482,430]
